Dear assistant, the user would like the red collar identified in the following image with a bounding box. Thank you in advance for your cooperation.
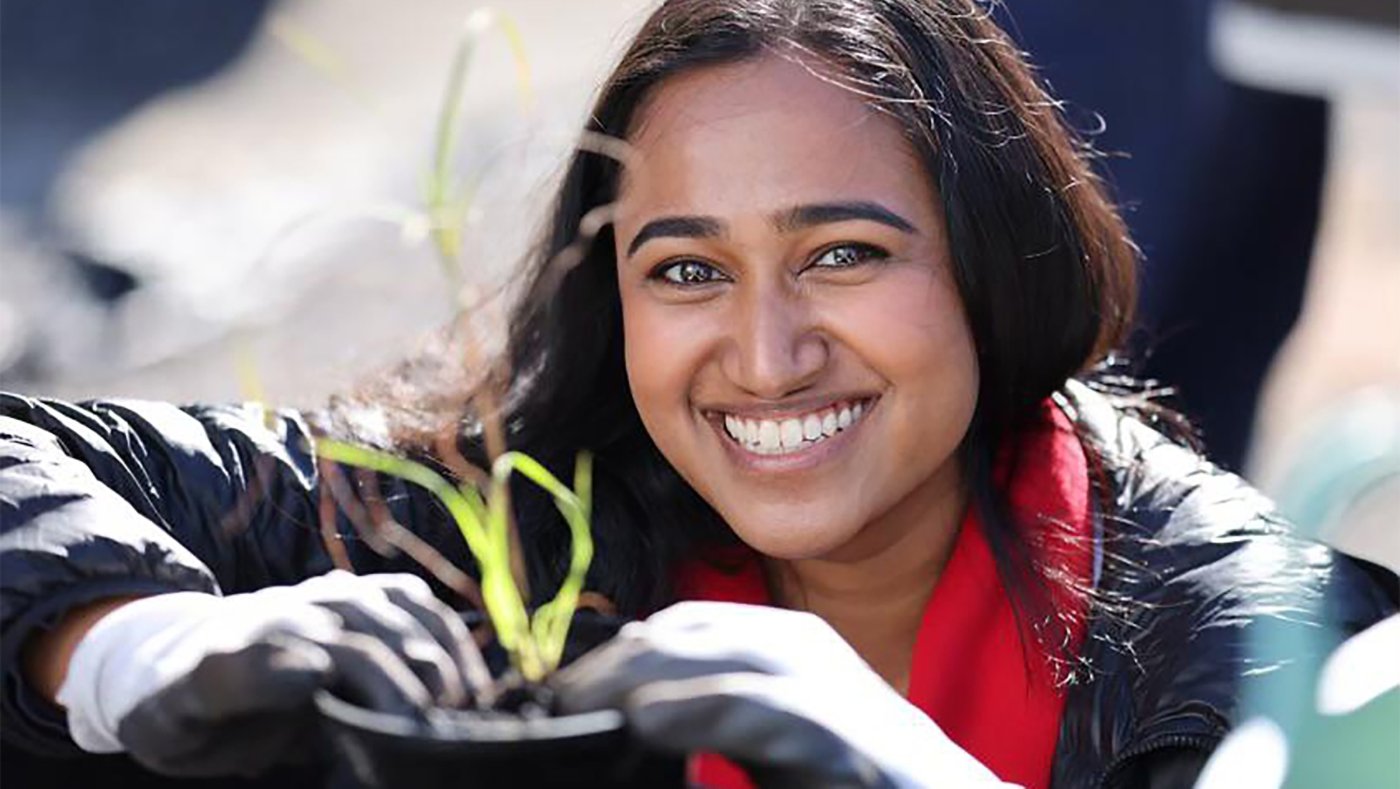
[675,399,1093,789]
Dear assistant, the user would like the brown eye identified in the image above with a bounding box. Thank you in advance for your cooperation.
[809,242,889,270]
[656,259,727,285]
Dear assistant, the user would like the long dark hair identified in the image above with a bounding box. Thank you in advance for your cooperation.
[373,0,1137,631]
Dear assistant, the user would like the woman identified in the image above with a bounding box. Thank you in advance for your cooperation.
[2,1,1394,787]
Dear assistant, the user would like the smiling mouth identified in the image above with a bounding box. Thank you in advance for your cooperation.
[712,397,877,456]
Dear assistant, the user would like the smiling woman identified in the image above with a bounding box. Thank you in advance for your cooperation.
[618,55,980,573]
[1,1,1395,788]
[504,0,1138,623]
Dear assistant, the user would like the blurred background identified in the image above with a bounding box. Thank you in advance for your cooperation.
[1,0,1397,569]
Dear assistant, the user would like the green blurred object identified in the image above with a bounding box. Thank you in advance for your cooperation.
[1234,388,1400,788]
[1273,389,1400,543]
[1283,689,1400,789]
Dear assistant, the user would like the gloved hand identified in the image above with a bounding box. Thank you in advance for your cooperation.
[552,601,1019,789]
[56,570,482,777]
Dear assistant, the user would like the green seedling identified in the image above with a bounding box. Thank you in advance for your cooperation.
[426,9,532,286]
[316,439,593,683]
[263,9,590,687]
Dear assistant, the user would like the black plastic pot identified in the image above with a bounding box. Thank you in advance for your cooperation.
[316,612,685,788]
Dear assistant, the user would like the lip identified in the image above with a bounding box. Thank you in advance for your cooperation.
[703,395,880,474]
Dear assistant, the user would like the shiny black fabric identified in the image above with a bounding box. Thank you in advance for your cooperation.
[1,386,1395,787]
[0,395,476,762]
[1050,383,1396,788]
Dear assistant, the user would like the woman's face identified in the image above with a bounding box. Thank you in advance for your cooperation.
[613,55,979,561]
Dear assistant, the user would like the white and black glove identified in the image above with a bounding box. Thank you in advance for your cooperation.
[57,570,481,777]
[552,601,1019,789]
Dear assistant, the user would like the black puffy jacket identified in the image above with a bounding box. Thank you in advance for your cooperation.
[1,383,1395,788]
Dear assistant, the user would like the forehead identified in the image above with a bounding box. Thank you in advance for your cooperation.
[618,54,933,220]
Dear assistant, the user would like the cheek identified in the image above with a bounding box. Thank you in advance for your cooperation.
[831,268,979,398]
[620,291,713,432]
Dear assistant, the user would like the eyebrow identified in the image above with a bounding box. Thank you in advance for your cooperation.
[626,216,724,257]
[774,201,918,235]
[626,200,918,258]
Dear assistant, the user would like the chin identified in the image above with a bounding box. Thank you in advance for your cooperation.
[722,506,863,561]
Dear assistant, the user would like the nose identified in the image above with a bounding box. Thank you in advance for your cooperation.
[722,282,829,399]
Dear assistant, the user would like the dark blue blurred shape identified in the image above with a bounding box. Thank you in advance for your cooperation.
[997,1,1328,471]
[0,0,272,213]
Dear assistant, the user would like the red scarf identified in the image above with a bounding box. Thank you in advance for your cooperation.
[675,400,1093,789]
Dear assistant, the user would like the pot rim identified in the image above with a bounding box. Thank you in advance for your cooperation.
[314,689,626,745]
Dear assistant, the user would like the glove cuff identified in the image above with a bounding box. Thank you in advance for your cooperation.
[57,591,226,753]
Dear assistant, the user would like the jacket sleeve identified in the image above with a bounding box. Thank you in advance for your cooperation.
[0,393,354,755]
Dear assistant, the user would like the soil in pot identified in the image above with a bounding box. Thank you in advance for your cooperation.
[316,611,686,789]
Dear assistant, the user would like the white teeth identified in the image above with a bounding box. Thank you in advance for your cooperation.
[720,399,872,456]
[779,419,804,449]
[757,420,781,452]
